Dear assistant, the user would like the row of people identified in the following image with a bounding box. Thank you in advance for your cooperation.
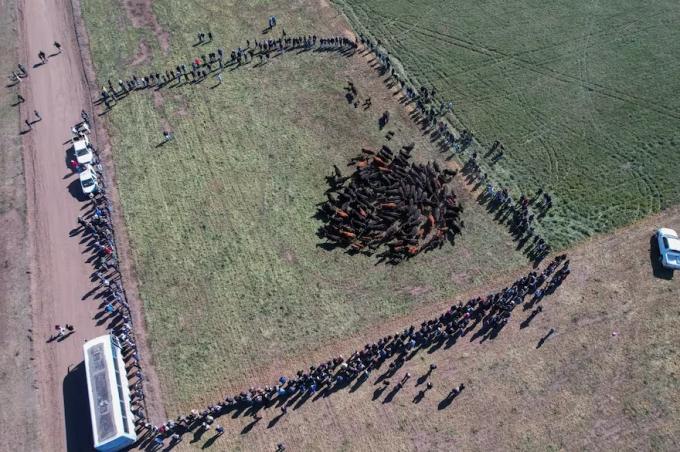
[97,33,358,110]
[67,114,151,428]
[144,255,569,443]
[359,34,557,260]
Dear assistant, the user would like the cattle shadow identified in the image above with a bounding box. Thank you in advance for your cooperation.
[63,361,95,452]
[649,234,674,280]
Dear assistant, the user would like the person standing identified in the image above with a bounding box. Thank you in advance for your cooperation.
[54,41,62,53]
[54,325,66,339]
[153,435,164,447]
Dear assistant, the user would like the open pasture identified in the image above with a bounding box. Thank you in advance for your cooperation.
[81,0,527,408]
[78,0,680,450]
[337,0,680,248]
[175,207,680,451]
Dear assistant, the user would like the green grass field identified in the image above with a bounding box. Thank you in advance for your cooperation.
[82,0,527,407]
[336,0,680,247]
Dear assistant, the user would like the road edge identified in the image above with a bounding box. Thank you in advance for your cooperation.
[68,0,167,424]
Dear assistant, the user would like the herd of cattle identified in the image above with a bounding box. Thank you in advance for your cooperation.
[318,144,462,263]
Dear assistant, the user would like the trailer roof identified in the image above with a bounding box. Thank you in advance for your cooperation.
[85,339,116,443]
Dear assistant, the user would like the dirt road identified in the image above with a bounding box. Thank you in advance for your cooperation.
[15,0,161,450]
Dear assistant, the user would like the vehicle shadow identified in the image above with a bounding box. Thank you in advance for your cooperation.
[67,178,90,202]
[63,361,95,452]
[649,234,674,280]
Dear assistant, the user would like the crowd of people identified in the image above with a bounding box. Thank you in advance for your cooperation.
[8,39,153,440]
[91,27,556,262]
[91,25,554,263]
[91,28,571,447]
[8,42,61,112]
[68,120,152,428]
[95,31,357,110]
[136,255,569,447]
[358,34,555,261]
[466,152,553,260]
[33,26,570,448]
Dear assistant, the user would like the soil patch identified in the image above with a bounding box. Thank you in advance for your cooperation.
[122,0,170,53]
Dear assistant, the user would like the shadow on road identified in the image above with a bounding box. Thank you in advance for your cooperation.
[63,361,94,452]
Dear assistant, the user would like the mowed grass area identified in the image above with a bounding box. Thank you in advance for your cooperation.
[82,0,527,407]
[336,0,680,248]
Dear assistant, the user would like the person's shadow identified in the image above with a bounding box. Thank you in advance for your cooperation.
[191,428,207,443]
[520,309,541,329]
[437,393,456,410]
[267,412,284,429]
[241,417,260,435]
[649,234,674,280]
[372,385,387,401]
[201,433,222,449]
[536,329,555,349]
[382,384,402,404]
[416,370,432,386]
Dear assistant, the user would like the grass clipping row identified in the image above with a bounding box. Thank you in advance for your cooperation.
[318,145,462,264]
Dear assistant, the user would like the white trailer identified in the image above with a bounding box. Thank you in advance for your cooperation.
[83,335,137,451]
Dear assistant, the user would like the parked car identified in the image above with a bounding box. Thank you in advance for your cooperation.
[79,164,99,195]
[656,228,680,270]
[73,136,95,165]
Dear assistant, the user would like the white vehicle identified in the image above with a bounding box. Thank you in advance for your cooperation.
[72,121,90,135]
[656,228,680,270]
[79,164,99,195]
[73,135,95,165]
[73,133,89,146]
[83,335,137,451]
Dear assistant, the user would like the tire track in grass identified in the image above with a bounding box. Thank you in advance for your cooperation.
[575,0,607,162]
[410,24,680,122]
[514,8,666,61]
[526,11,671,68]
